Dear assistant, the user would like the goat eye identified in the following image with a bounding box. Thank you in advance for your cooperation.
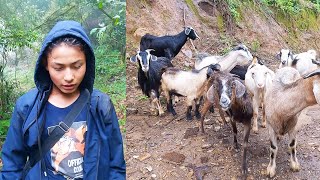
[251,72,255,76]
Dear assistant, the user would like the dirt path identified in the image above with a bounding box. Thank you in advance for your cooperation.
[126,89,320,180]
[125,1,320,179]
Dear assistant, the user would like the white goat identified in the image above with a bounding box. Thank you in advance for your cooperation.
[265,64,320,178]
[161,64,221,120]
[245,57,275,133]
[277,49,317,75]
[195,44,253,71]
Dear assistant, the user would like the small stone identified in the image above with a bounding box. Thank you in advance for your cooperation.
[162,151,186,164]
[210,162,219,166]
[133,155,139,159]
[180,166,187,170]
[202,144,212,149]
[187,171,194,178]
[200,156,209,163]
[151,174,157,178]
[127,107,138,115]
[214,126,221,132]
[138,153,151,161]
[145,165,153,172]
[182,49,193,59]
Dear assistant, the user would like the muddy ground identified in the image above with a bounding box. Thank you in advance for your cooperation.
[126,87,320,179]
[125,0,320,179]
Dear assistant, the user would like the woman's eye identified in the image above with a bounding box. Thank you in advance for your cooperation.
[74,64,82,69]
[54,67,63,71]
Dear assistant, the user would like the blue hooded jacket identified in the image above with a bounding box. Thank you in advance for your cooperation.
[0,21,126,179]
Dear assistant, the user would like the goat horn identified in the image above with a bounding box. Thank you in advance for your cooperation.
[312,59,320,66]
[146,49,155,52]
[303,68,320,79]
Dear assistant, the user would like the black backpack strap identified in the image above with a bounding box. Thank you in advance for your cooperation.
[22,89,90,179]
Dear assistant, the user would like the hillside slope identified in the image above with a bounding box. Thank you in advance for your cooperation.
[125,1,320,179]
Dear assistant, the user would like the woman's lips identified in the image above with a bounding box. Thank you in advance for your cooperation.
[62,84,76,90]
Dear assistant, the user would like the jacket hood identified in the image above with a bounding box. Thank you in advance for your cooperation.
[34,20,95,93]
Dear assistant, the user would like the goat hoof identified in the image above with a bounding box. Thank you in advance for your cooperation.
[252,126,258,134]
[158,110,165,117]
[150,109,159,116]
[267,164,276,178]
[241,167,248,175]
[195,113,201,120]
[186,115,193,121]
[234,145,240,152]
[290,161,300,172]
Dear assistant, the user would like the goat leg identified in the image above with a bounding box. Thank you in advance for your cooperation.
[200,99,212,133]
[195,99,201,119]
[288,127,300,172]
[252,97,259,133]
[186,106,193,120]
[230,119,240,151]
[241,122,251,175]
[151,90,164,116]
[267,126,278,178]
[167,92,177,116]
[261,91,267,128]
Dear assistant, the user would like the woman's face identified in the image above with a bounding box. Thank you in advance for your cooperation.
[46,44,86,96]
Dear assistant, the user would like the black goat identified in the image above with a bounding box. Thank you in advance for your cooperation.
[200,70,253,176]
[229,58,264,80]
[140,27,199,60]
[130,49,173,116]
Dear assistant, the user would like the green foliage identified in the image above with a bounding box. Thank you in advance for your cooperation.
[93,47,126,131]
[0,120,10,138]
[138,95,148,101]
[90,0,126,52]
[226,0,242,22]
[262,0,301,15]
[251,39,261,52]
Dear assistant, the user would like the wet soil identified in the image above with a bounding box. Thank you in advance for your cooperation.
[125,0,320,179]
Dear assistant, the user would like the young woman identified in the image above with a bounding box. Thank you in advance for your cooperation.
[0,20,126,179]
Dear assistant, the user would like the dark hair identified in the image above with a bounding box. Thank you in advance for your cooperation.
[42,36,87,66]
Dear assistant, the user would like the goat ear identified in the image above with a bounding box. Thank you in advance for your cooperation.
[206,85,215,103]
[233,80,246,98]
[206,67,214,77]
[275,52,281,60]
[185,27,191,35]
[130,55,137,63]
[150,55,158,61]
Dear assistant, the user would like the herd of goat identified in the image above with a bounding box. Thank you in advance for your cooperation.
[129,27,320,178]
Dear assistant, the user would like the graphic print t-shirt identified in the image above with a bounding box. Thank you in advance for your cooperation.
[44,101,87,179]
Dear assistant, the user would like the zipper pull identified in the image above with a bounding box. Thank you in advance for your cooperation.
[44,171,47,177]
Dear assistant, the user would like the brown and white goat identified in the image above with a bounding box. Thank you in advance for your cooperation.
[200,70,253,175]
[161,64,221,120]
[265,65,320,178]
